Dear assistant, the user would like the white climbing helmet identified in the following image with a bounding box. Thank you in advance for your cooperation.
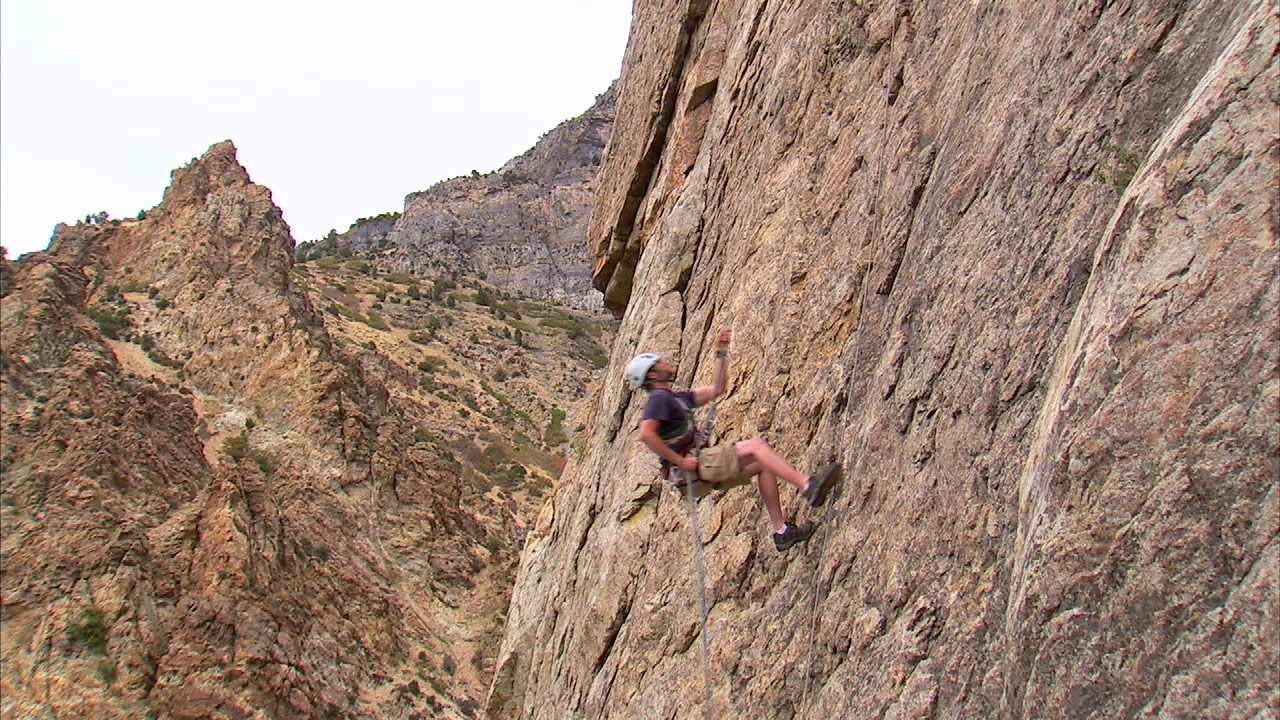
[625,353,661,390]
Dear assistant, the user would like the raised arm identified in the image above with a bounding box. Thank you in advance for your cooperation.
[692,328,731,407]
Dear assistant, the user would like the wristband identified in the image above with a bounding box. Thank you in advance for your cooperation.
[715,350,727,358]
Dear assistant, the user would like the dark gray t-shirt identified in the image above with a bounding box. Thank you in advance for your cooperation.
[642,388,697,465]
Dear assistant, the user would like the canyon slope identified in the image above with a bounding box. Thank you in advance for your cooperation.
[489,2,1278,719]
[1,140,611,719]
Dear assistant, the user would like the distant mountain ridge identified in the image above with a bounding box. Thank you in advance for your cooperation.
[302,85,616,312]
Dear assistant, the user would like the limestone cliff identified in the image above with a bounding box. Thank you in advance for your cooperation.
[0,141,610,719]
[490,2,1278,719]
[315,87,617,312]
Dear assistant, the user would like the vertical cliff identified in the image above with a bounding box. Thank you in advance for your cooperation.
[490,1,1278,718]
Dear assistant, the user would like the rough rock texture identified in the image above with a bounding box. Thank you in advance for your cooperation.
[491,1,1278,719]
[339,88,617,312]
[0,141,608,719]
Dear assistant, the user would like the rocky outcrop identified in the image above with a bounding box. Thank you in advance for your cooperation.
[1,141,585,719]
[491,2,1278,719]
[337,88,617,311]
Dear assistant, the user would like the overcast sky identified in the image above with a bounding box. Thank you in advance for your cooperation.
[0,0,632,257]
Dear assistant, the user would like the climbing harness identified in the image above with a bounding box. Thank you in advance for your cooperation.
[675,397,717,720]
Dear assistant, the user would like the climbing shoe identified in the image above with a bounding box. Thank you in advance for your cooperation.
[773,521,816,552]
[802,462,841,507]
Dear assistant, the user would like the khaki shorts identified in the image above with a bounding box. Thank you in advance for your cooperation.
[697,444,746,483]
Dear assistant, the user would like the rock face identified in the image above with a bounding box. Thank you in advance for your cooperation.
[490,2,1278,719]
[0,141,609,719]
[333,87,617,312]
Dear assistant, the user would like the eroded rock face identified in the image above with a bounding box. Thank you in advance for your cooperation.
[0,142,533,719]
[491,2,1278,719]
[341,88,617,311]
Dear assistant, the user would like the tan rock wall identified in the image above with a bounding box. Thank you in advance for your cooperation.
[492,1,1278,718]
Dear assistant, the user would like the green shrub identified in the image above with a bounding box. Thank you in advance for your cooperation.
[87,305,130,339]
[480,442,509,470]
[585,345,608,369]
[67,606,108,654]
[431,277,455,297]
[417,357,446,373]
[1094,139,1141,190]
[538,312,595,338]
[544,408,568,447]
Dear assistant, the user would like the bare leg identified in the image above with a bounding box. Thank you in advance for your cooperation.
[742,462,787,533]
[735,438,808,489]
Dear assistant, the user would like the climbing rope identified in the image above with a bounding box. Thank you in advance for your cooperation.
[676,397,717,720]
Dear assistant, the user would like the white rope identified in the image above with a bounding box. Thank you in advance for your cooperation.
[679,398,717,720]
[681,468,715,720]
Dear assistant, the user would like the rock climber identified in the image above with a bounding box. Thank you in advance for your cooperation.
[627,328,840,552]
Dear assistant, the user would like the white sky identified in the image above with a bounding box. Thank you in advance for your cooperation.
[0,0,633,257]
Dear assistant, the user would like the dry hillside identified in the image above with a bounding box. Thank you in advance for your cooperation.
[1,141,611,720]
